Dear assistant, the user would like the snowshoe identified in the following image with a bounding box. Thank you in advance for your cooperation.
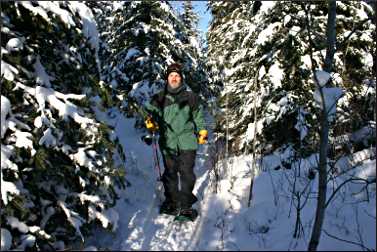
[174,208,198,222]
[159,201,179,216]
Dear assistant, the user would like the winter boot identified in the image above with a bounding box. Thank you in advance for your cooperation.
[174,208,198,222]
[159,201,179,216]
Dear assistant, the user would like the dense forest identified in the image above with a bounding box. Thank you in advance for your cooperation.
[1,1,375,250]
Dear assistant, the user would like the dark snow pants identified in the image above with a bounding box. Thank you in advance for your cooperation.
[161,149,198,209]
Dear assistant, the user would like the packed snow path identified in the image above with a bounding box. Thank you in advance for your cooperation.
[84,108,376,251]
[84,109,226,250]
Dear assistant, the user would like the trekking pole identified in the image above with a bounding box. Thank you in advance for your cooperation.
[128,97,162,179]
[151,131,162,180]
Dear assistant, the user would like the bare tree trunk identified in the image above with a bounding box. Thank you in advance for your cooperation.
[323,1,337,73]
[308,0,337,251]
[247,65,261,207]
[293,193,301,238]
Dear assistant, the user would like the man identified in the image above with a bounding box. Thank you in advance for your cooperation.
[143,63,208,221]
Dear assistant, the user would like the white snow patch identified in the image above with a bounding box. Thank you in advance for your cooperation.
[295,108,308,140]
[256,22,280,45]
[332,73,343,86]
[313,87,343,121]
[11,131,33,150]
[354,7,369,20]
[69,148,95,171]
[28,226,51,240]
[112,1,125,11]
[6,216,29,233]
[38,2,75,28]
[355,159,376,181]
[125,47,141,61]
[258,65,266,80]
[17,2,50,22]
[16,234,35,250]
[315,70,331,87]
[88,206,119,231]
[289,26,301,36]
[1,60,19,81]
[39,128,57,147]
[301,55,312,69]
[58,201,85,241]
[362,53,373,68]
[79,176,86,188]
[76,192,102,206]
[1,172,20,205]
[34,116,43,128]
[69,2,99,52]
[283,15,291,26]
[245,120,264,143]
[1,95,11,138]
[1,228,12,251]
[15,83,95,128]
[34,56,53,87]
[1,145,17,172]
[160,2,171,13]
[83,246,98,251]
[6,37,24,52]
[268,62,284,88]
[259,1,276,14]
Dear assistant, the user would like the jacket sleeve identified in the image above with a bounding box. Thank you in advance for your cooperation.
[143,92,163,120]
[191,95,206,134]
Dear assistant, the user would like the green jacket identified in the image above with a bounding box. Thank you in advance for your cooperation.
[144,84,206,155]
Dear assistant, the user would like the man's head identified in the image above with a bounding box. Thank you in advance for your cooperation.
[166,63,182,89]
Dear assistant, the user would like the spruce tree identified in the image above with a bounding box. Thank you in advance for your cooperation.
[1,2,123,250]
[207,1,247,147]
[181,1,199,39]
[179,1,210,96]
[105,0,209,111]
[207,1,375,158]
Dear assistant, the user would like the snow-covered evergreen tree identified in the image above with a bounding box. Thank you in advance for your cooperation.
[207,0,253,147]
[98,0,210,118]
[179,1,210,96]
[208,1,375,160]
[85,1,115,79]
[181,1,199,38]
[88,1,129,103]
[101,1,181,105]
[1,2,124,250]
[207,1,240,98]
[207,4,375,249]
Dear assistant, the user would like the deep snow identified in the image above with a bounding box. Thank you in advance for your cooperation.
[82,108,375,251]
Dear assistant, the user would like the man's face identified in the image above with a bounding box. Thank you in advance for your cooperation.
[167,72,182,89]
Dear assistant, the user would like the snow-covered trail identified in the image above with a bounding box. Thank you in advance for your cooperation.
[84,108,283,251]
[84,108,376,251]
[84,109,217,250]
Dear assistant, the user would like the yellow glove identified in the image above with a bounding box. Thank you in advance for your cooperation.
[145,116,159,132]
[198,129,208,144]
